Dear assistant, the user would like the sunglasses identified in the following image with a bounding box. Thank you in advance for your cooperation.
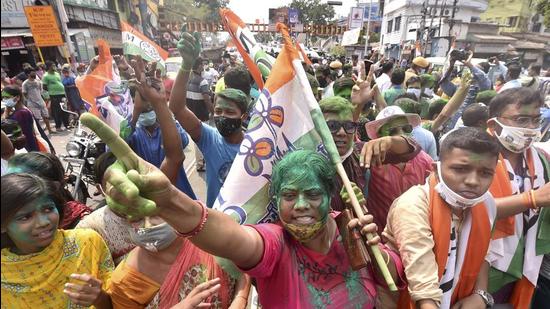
[388,124,413,136]
[326,120,358,134]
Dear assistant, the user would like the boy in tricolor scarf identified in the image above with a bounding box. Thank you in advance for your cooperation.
[485,87,550,307]
[384,127,501,308]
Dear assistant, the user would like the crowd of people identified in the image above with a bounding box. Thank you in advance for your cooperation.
[1,27,549,309]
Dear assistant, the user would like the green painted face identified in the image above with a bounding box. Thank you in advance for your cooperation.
[335,87,352,101]
[276,167,330,242]
[378,116,411,137]
[4,196,59,255]
[214,97,242,118]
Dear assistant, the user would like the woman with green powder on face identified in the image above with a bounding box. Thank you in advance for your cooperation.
[1,173,114,308]
[81,112,405,309]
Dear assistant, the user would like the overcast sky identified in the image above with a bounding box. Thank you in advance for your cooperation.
[227,0,360,24]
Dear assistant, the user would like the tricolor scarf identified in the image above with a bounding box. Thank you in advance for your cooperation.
[399,174,495,308]
[487,146,550,308]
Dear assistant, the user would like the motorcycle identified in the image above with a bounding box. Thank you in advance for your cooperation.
[60,101,105,203]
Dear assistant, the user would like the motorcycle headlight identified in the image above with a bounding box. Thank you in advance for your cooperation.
[66,141,82,157]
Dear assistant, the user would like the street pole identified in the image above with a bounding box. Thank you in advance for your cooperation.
[447,0,458,54]
[418,0,427,55]
[51,0,75,65]
[364,0,372,57]
[424,0,439,55]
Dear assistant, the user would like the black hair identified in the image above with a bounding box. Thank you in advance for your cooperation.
[8,152,73,202]
[45,60,55,69]
[506,63,521,80]
[462,103,489,127]
[478,62,490,74]
[1,173,66,249]
[440,127,500,161]
[94,151,117,184]
[391,69,405,85]
[381,62,394,74]
[224,65,251,95]
[395,92,419,102]
[488,87,544,118]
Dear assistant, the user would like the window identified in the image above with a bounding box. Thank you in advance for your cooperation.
[394,16,401,31]
[387,19,393,33]
[471,17,480,23]
[508,16,518,27]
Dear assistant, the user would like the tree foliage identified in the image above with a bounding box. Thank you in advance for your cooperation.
[282,0,336,25]
[163,0,228,23]
[329,45,346,57]
[536,0,550,28]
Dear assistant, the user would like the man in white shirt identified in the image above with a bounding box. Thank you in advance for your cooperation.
[376,62,394,93]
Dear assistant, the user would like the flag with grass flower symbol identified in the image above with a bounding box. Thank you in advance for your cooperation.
[213,23,341,225]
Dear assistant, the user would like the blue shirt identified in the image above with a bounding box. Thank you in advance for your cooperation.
[197,123,240,207]
[412,126,438,160]
[126,121,196,199]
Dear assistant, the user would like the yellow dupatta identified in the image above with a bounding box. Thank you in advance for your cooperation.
[1,229,114,308]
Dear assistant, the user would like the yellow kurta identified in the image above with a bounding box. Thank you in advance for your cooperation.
[1,229,114,309]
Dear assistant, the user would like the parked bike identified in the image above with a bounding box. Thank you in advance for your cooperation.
[60,102,105,203]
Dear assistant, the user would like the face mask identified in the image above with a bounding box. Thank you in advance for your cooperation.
[214,116,242,137]
[435,162,490,210]
[407,88,421,100]
[492,118,541,153]
[137,110,157,127]
[3,97,17,108]
[127,222,178,252]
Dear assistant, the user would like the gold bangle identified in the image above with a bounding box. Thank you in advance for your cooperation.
[529,190,538,210]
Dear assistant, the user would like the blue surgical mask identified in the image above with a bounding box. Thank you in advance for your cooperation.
[3,97,17,108]
[137,110,157,127]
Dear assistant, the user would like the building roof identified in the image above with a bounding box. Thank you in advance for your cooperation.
[512,41,546,50]
[468,34,517,42]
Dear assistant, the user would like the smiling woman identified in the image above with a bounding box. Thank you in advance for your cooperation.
[1,173,114,308]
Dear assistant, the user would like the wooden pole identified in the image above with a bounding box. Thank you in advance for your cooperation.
[335,163,398,291]
[63,45,71,65]
[37,46,45,63]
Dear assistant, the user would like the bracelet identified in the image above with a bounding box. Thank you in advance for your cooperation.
[529,189,539,211]
[522,191,531,209]
[175,202,208,238]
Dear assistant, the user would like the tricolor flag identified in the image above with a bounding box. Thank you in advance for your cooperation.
[296,42,312,65]
[213,23,340,225]
[220,8,275,89]
[121,21,169,68]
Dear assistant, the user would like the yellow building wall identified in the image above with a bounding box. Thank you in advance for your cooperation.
[480,0,535,33]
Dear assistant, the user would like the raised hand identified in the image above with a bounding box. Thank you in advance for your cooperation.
[177,30,202,71]
[63,274,105,307]
[460,69,473,89]
[170,278,222,309]
[340,182,366,206]
[129,56,166,105]
[80,113,172,220]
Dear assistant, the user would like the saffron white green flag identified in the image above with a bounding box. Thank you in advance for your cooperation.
[121,21,168,67]
[213,23,340,225]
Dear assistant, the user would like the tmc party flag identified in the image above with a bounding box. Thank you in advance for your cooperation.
[76,39,133,134]
[213,23,340,225]
[220,8,275,89]
[121,21,168,67]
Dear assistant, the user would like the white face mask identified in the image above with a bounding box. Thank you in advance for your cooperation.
[492,118,541,153]
[127,222,178,252]
[434,162,490,210]
[3,97,17,108]
[407,88,421,100]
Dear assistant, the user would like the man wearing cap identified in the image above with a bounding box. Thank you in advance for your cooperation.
[364,106,434,230]
[404,56,430,87]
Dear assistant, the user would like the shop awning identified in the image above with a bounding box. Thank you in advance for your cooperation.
[1,29,32,38]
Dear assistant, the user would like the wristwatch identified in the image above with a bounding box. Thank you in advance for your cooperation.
[473,289,494,307]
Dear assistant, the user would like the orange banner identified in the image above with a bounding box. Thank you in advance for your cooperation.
[24,6,64,47]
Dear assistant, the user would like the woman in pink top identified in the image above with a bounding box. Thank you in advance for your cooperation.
[93,107,405,309]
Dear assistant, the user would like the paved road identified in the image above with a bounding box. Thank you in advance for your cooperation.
[48,124,207,205]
